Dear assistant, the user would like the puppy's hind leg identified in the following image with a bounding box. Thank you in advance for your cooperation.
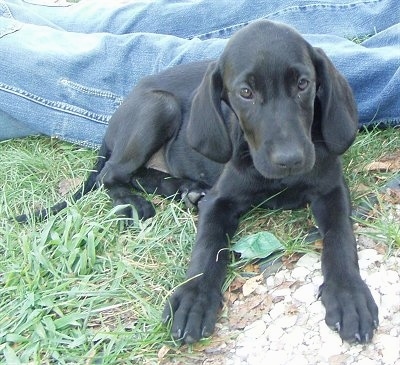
[98,90,182,222]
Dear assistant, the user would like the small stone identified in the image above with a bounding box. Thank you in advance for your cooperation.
[269,301,286,320]
[379,334,400,364]
[274,314,297,329]
[380,282,400,295]
[328,353,350,365]
[366,271,386,289]
[296,252,320,268]
[263,350,288,365]
[381,294,400,316]
[265,323,285,342]
[292,282,317,305]
[311,274,324,286]
[385,270,400,284]
[291,266,310,280]
[283,326,305,347]
[244,319,266,338]
[266,275,275,288]
[353,357,377,365]
[287,354,308,365]
[318,322,344,359]
[358,248,380,261]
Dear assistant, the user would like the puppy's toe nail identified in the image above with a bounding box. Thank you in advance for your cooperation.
[364,333,370,343]
[317,284,324,299]
[202,327,211,338]
[163,314,170,323]
[355,333,361,342]
[373,320,379,329]
[335,322,341,332]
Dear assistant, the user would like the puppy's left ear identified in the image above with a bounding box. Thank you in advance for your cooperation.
[313,48,358,154]
[187,61,232,163]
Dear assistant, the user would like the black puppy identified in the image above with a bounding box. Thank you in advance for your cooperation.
[18,20,378,344]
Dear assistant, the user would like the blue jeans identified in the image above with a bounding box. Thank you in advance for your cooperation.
[0,0,399,148]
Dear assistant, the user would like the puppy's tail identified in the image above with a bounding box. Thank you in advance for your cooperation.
[15,144,109,223]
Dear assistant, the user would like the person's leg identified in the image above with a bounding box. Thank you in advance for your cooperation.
[306,24,400,128]
[1,0,399,146]
[0,2,227,147]
[6,0,399,38]
[0,110,38,139]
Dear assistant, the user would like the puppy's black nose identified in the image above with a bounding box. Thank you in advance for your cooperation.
[271,150,304,169]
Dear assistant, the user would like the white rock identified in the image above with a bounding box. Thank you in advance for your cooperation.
[247,354,265,365]
[296,252,320,268]
[265,323,285,342]
[391,312,400,326]
[234,346,250,361]
[318,322,344,358]
[263,350,288,365]
[286,354,308,365]
[269,301,287,320]
[311,274,324,286]
[291,266,310,280]
[358,248,380,261]
[292,283,318,305]
[380,282,400,295]
[365,271,386,289]
[385,269,400,284]
[295,312,310,326]
[244,319,267,338]
[283,326,306,347]
[271,287,292,299]
[274,314,297,329]
[379,334,400,364]
[318,340,344,361]
[381,294,400,317]
[261,313,273,324]
[361,358,379,365]
[266,275,275,288]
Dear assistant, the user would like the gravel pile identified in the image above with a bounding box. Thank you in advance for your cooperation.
[177,234,400,365]
[226,245,400,365]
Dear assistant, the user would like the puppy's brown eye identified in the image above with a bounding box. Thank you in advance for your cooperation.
[240,87,253,99]
[298,79,309,91]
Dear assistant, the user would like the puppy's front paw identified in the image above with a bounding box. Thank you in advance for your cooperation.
[319,277,379,343]
[162,279,222,344]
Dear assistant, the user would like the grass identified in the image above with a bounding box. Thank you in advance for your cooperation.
[0,127,399,363]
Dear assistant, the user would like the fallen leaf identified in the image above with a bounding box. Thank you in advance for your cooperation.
[242,274,263,297]
[364,151,400,172]
[58,177,82,196]
[231,231,284,260]
[228,277,246,292]
[158,345,170,360]
[281,253,302,268]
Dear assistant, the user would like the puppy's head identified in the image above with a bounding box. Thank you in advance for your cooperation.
[187,20,358,179]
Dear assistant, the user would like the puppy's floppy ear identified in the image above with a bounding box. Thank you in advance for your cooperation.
[187,61,232,163]
[313,48,358,154]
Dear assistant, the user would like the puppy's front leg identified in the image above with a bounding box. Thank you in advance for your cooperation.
[312,178,379,343]
[162,189,243,344]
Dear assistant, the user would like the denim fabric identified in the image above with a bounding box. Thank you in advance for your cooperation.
[0,0,399,148]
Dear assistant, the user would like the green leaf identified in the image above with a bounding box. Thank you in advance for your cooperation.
[231,231,284,260]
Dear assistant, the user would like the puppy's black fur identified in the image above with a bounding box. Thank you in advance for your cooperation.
[17,20,378,344]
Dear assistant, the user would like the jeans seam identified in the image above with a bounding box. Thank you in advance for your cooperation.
[0,82,110,124]
[194,0,381,39]
[59,78,123,105]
